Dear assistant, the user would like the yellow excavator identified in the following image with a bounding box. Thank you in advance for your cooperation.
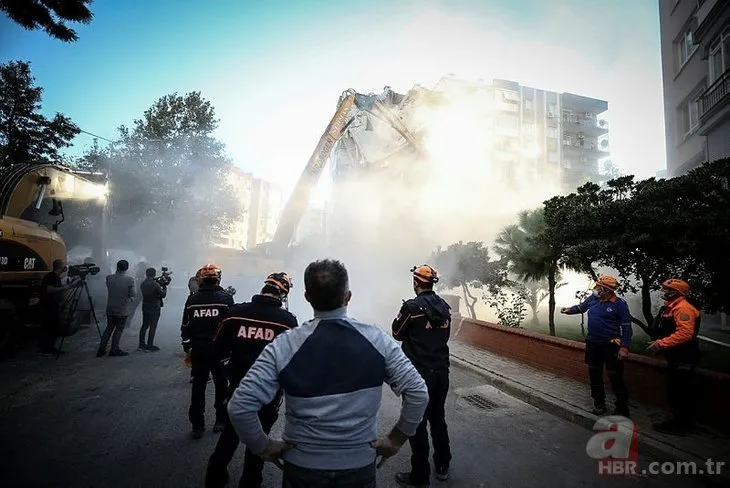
[205,87,423,284]
[0,164,107,356]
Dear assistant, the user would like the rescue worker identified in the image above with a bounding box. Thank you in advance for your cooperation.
[561,275,632,417]
[392,264,453,487]
[139,267,167,351]
[181,263,234,438]
[206,272,298,488]
[647,278,701,435]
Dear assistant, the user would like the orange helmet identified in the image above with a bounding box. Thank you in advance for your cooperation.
[595,275,619,291]
[662,278,690,296]
[199,263,222,280]
[411,264,439,284]
[265,272,292,295]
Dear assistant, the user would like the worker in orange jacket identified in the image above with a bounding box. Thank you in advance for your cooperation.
[647,278,701,435]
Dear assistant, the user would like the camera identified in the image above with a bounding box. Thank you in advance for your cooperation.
[67,263,101,279]
[224,285,236,296]
[155,267,173,287]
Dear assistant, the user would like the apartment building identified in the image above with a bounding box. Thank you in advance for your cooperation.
[659,0,730,176]
[330,78,609,195]
[214,164,253,250]
[246,177,283,250]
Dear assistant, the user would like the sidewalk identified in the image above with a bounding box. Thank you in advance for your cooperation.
[450,341,730,482]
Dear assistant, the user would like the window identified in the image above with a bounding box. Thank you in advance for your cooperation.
[524,98,533,112]
[680,96,700,136]
[546,127,558,138]
[547,102,557,117]
[675,26,698,69]
[709,29,730,83]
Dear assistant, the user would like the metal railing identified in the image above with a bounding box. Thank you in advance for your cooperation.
[700,69,730,118]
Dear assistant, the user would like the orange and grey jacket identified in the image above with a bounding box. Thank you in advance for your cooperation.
[652,296,701,364]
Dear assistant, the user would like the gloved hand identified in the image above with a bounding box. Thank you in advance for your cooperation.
[618,347,629,360]
[182,340,191,354]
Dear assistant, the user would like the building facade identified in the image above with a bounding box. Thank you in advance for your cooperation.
[659,0,730,176]
[246,177,283,250]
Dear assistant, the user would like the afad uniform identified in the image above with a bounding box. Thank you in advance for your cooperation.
[654,296,701,364]
[181,282,235,433]
[206,275,298,488]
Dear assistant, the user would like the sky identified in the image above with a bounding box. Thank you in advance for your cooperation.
[0,0,666,198]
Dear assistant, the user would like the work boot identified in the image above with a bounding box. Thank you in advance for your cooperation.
[205,466,229,488]
[109,349,129,357]
[96,349,106,357]
[192,427,205,439]
[435,465,450,481]
[138,344,148,351]
[395,472,430,487]
[147,345,160,352]
[592,402,607,416]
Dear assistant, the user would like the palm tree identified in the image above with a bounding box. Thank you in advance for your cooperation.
[493,209,564,336]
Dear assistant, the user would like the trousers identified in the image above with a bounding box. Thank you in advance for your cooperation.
[206,399,279,488]
[282,462,376,488]
[585,340,629,413]
[139,308,160,347]
[189,340,227,429]
[99,315,127,352]
[409,368,452,484]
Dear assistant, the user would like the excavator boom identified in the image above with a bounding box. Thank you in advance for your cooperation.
[271,88,422,249]
[272,90,357,247]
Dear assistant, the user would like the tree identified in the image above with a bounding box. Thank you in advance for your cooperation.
[430,241,507,320]
[493,209,566,335]
[0,60,79,166]
[522,278,567,326]
[1,0,93,42]
[105,91,238,260]
[483,281,528,327]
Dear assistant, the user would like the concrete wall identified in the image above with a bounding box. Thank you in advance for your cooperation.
[454,316,730,432]
[707,116,730,160]
[659,0,709,176]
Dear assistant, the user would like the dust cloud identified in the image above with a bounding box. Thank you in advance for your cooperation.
[289,82,562,325]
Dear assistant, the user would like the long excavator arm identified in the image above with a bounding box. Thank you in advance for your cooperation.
[271,89,422,248]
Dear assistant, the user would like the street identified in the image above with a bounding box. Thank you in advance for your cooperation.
[0,296,706,488]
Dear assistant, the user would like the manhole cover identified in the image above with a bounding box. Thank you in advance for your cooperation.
[462,394,501,411]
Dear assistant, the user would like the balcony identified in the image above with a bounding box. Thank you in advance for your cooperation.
[700,69,730,123]
[562,114,609,136]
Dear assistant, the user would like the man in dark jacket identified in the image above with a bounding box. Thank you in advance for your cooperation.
[139,267,167,351]
[181,263,234,438]
[392,264,453,487]
[206,272,298,488]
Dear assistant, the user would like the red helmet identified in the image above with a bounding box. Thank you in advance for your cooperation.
[265,272,292,295]
[411,264,439,284]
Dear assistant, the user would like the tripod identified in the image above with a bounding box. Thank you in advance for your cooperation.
[56,277,102,359]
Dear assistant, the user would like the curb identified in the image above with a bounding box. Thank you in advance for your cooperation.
[451,355,730,486]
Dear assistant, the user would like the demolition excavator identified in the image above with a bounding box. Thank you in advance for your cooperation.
[207,87,424,283]
[0,164,107,356]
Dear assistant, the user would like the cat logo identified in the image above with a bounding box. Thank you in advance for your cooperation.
[238,326,275,341]
[193,308,219,318]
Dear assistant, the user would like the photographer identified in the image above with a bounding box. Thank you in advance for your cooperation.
[139,267,168,351]
[38,259,80,356]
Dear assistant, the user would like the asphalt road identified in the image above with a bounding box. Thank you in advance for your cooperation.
[0,297,707,488]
